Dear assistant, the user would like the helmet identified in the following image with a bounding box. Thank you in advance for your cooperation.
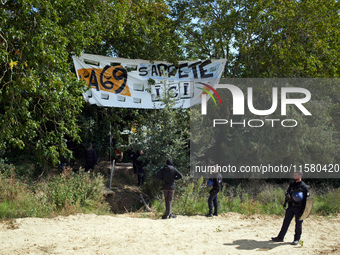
[292,191,304,202]
[207,180,214,187]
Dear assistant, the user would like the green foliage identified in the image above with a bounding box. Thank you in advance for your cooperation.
[312,188,340,215]
[192,79,340,173]
[0,163,53,219]
[175,177,205,215]
[0,158,14,174]
[0,161,109,219]
[133,80,190,177]
[257,187,285,215]
[47,170,107,211]
[151,179,340,216]
[174,2,340,166]
[0,0,183,169]
[171,0,340,78]
[92,0,184,62]
[0,0,107,165]
[190,108,216,166]
[77,104,154,163]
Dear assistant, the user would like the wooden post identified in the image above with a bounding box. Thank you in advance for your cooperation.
[109,159,115,190]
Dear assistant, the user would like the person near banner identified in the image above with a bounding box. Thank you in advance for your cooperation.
[136,150,147,186]
[58,139,68,172]
[155,159,183,219]
[206,165,223,217]
[85,143,98,172]
[271,171,310,245]
[128,146,140,174]
[58,153,67,173]
[127,145,134,162]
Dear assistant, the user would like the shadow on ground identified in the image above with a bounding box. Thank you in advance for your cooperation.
[224,239,291,251]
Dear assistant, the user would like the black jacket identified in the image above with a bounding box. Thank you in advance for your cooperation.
[286,180,309,208]
[209,172,222,193]
[155,159,183,190]
[85,148,98,164]
[136,156,147,174]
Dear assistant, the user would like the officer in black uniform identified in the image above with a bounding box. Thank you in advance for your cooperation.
[136,150,147,186]
[272,171,310,245]
[206,165,222,217]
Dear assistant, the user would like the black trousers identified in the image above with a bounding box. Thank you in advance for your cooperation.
[133,161,137,174]
[164,190,175,217]
[208,191,219,214]
[85,161,95,172]
[278,206,303,241]
[138,174,144,186]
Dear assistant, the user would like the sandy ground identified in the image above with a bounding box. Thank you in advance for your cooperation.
[0,213,339,255]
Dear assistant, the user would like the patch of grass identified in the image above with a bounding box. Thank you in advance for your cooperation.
[150,178,340,217]
[312,188,340,215]
[47,168,108,214]
[0,161,110,220]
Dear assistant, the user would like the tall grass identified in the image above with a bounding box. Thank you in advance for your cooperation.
[47,168,108,214]
[0,160,109,219]
[151,178,340,216]
[312,188,340,215]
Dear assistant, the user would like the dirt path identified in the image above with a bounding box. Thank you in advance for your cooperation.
[0,213,339,255]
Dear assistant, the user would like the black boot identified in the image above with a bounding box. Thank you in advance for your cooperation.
[169,214,177,219]
[271,237,284,242]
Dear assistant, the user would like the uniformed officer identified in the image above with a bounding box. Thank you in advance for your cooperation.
[206,165,222,217]
[271,171,310,245]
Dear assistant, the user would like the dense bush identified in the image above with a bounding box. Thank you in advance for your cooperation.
[48,169,108,213]
[0,160,109,219]
[312,188,340,215]
[0,161,52,219]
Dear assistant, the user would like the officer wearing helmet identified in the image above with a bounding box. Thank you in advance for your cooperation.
[272,171,310,245]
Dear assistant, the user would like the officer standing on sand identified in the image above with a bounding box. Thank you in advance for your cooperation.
[206,165,222,217]
[271,171,310,245]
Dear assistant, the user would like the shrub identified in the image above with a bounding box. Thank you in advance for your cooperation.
[47,169,109,213]
[0,162,53,219]
[0,161,109,219]
[150,178,340,217]
[312,188,340,215]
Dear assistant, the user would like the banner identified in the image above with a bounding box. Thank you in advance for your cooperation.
[73,53,226,108]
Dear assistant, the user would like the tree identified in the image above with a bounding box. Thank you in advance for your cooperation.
[0,0,107,165]
[171,0,340,176]
[76,0,186,164]
[132,80,190,176]
[170,0,340,78]
[86,0,184,63]
[233,0,340,78]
